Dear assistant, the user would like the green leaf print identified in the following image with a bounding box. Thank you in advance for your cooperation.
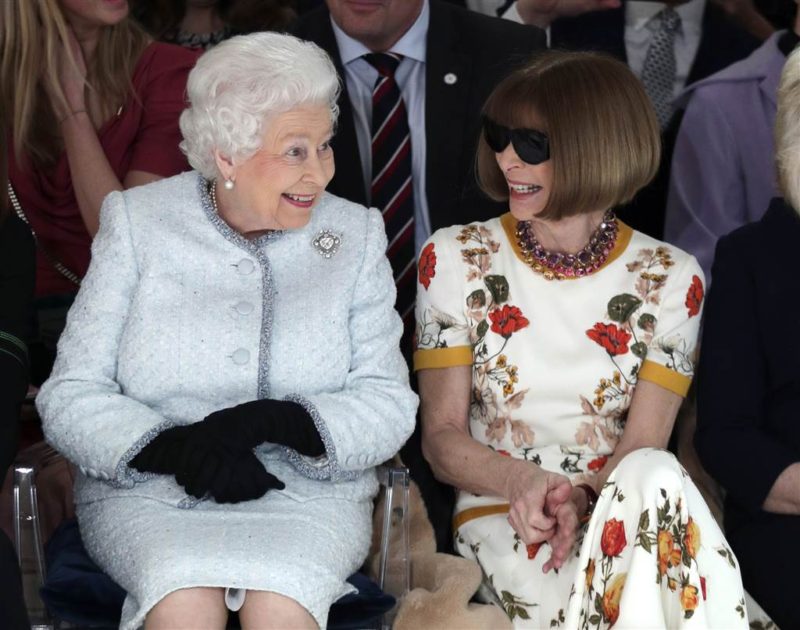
[631,341,648,359]
[476,319,489,340]
[500,590,537,621]
[484,275,509,304]
[467,289,487,309]
[607,293,642,323]
[637,313,657,332]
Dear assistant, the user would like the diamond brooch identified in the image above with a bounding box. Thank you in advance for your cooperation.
[312,229,341,258]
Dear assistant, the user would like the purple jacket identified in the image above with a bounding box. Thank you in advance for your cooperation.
[665,32,784,282]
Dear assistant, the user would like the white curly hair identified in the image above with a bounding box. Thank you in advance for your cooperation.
[179,32,340,179]
[776,47,800,212]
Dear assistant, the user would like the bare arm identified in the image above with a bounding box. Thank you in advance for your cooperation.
[709,0,775,41]
[763,463,800,514]
[53,28,163,236]
[61,112,160,235]
[585,380,683,495]
[419,365,571,550]
[508,0,621,28]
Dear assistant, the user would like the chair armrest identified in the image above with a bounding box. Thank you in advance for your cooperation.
[375,465,410,627]
[13,459,53,629]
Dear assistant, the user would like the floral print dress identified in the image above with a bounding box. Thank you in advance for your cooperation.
[413,215,747,629]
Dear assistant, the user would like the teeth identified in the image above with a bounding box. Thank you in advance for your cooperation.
[285,193,315,202]
[509,184,541,193]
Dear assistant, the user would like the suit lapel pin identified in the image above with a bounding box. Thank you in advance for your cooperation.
[444,72,458,85]
[313,229,342,258]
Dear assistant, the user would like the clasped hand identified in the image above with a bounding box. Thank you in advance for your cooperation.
[130,419,285,505]
[506,464,585,573]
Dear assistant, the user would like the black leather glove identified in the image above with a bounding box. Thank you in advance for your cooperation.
[131,424,285,503]
[130,425,193,475]
[191,399,325,457]
[174,443,285,503]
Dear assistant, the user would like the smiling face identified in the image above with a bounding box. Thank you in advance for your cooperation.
[222,105,335,231]
[495,144,553,222]
[325,0,424,51]
[58,0,129,28]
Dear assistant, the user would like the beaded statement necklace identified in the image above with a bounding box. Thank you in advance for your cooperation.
[515,210,618,281]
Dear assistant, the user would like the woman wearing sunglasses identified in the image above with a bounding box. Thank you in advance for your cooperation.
[414,51,748,628]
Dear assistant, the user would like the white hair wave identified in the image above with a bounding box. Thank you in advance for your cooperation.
[179,32,341,179]
[776,47,800,212]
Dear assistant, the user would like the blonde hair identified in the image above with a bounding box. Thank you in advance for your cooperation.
[476,50,661,221]
[0,0,149,167]
[776,47,800,212]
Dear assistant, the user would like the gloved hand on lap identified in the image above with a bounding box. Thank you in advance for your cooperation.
[191,398,325,457]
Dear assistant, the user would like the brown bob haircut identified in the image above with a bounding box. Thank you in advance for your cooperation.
[477,50,661,221]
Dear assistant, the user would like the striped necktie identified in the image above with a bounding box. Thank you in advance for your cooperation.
[364,52,416,341]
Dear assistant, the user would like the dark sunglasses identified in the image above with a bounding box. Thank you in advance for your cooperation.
[481,116,550,165]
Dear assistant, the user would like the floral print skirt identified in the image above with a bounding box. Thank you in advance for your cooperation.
[455,449,748,629]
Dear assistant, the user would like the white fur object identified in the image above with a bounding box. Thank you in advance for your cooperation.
[37,171,418,628]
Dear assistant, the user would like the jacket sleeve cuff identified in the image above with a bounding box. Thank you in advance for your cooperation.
[280,394,359,482]
[109,420,179,488]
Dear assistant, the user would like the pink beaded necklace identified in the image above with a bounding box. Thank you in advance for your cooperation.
[515,210,618,281]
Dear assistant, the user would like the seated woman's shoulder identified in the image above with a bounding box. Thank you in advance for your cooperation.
[315,191,386,237]
[426,217,502,247]
[716,197,798,260]
[631,228,702,275]
[136,41,202,79]
[114,171,198,220]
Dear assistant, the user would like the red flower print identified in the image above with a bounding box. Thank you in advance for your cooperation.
[418,242,437,290]
[526,542,542,560]
[601,518,627,557]
[700,576,707,601]
[588,455,609,472]
[496,450,512,457]
[685,274,704,318]
[489,305,530,338]
[586,323,631,356]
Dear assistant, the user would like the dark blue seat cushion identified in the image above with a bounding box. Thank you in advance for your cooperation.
[42,519,394,629]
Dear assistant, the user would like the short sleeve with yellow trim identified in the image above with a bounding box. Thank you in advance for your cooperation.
[638,253,705,397]
[413,229,473,371]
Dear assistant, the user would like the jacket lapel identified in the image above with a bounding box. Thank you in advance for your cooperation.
[424,1,472,231]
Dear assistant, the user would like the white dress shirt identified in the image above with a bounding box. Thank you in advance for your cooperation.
[626,0,706,98]
[331,1,432,254]
[503,0,706,97]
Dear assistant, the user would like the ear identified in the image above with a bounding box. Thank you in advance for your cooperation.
[213,149,236,182]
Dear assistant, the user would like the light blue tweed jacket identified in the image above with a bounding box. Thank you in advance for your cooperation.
[37,171,418,509]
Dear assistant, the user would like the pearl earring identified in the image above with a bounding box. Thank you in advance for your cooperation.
[223,178,235,190]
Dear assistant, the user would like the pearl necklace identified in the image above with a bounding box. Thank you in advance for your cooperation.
[515,210,618,281]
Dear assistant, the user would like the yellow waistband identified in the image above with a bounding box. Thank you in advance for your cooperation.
[452,503,511,531]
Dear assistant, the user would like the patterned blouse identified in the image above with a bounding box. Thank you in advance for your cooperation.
[413,214,705,517]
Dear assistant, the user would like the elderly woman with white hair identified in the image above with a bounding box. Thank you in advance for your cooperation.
[696,47,800,630]
[36,32,417,630]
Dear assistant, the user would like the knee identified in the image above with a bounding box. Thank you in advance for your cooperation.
[609,448,684,495]
[240,591,318,630]
[148,587,227,628]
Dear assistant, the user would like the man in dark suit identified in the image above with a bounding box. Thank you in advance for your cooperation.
[292,0,544,239]
[502,0,760,238]
[292,1,544,552]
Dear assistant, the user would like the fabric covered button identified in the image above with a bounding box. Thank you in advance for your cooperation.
[235,301,254,315]
[237,259,255,275]
[231,348,250,365]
